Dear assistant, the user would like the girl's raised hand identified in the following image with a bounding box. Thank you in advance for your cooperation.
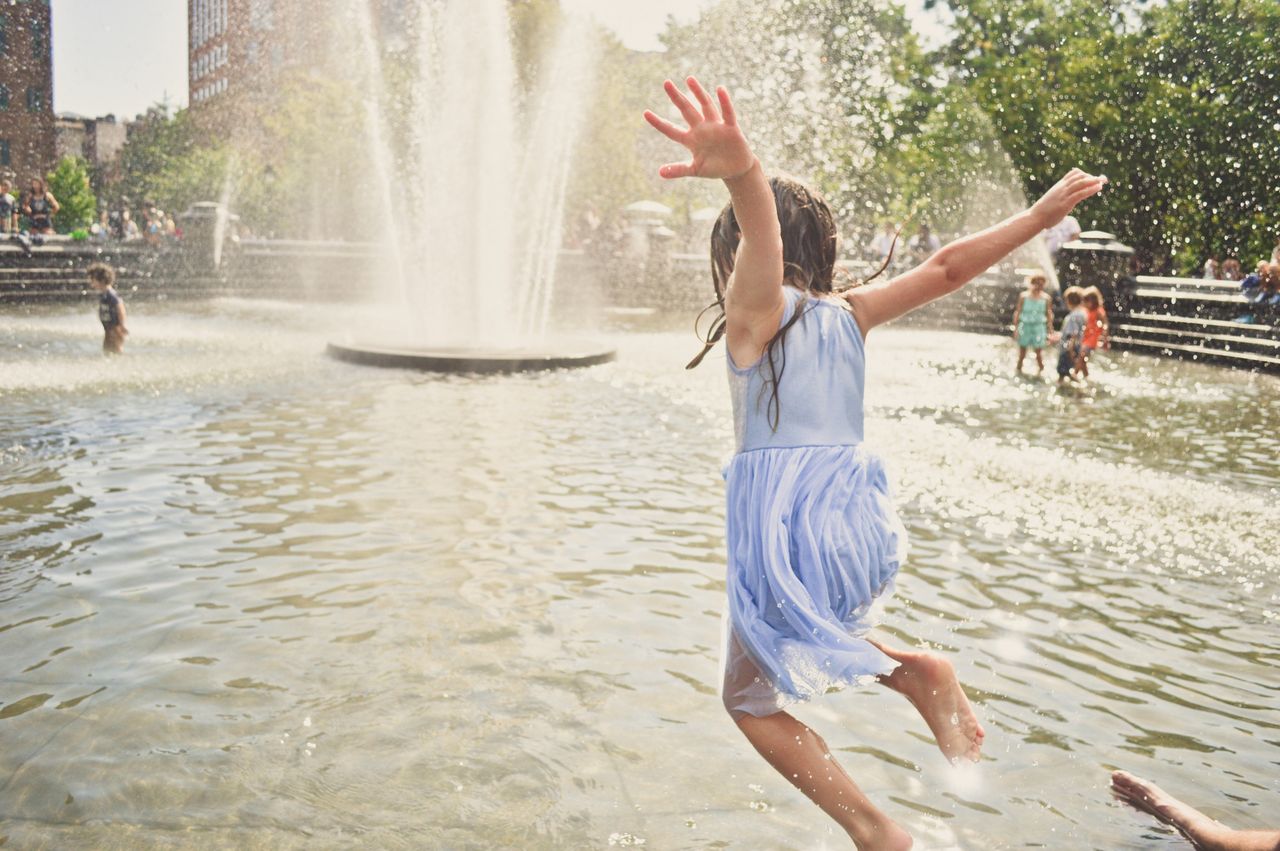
[643,77,755,181]
[1032,169,1108,227]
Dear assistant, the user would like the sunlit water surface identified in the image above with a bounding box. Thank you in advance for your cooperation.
[1,300,1277,850]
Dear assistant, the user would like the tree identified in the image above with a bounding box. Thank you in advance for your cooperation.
[659,0,918,229]
[114,106,230,219]
[922,0,1280,271]
[46,157,97,233]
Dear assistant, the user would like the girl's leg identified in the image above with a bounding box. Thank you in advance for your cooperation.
[723,633,911,849]
[733,711,913,850]
[870,640,984,764]
[1035,347,1044,372]
[1016,346,1026,371]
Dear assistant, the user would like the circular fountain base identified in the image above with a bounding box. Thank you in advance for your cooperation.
[327,341,616,374]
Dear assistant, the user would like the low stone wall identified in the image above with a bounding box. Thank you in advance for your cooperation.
[1110,275,1280,371]
[3,230,1276,374]
[0,235,379,303]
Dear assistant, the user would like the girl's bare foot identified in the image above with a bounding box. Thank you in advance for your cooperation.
[875,646,984,764]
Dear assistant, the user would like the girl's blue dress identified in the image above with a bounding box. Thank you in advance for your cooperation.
[722,286,906,717]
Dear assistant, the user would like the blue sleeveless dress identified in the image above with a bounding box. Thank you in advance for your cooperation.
[721,286,906,717]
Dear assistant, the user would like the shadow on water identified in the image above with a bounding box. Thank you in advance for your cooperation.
[0,302,1277,849]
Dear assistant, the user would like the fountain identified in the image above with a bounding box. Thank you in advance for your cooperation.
[326,0,614,373]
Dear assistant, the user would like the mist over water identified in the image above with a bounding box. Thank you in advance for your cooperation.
[1,301,1276,848]
[342,0,597,348]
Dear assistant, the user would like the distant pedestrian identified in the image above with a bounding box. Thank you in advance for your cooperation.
[23,177,58,235]
[1054,286,1087,383]
[1202,256,1220,280]
[1043,214,1081,255]
[1220,258,1242,281]
[907,223,940,262]
[1012,273,1052,374]
[1233,261,1267,323]
[1077,286,1110,379]
[0,178,18,233]
[107,197,131,240]
[867,221,897,265]
[86,262,128,354]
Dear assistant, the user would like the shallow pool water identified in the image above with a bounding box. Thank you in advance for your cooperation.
[1,300,1277,849]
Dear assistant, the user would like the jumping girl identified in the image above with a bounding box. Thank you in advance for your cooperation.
[645,77,1105,849]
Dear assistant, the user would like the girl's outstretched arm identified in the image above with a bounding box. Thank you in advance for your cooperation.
[644,78,784,328]
[847,170,1107,336]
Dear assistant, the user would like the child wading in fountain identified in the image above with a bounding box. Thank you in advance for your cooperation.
[1012,273,1053,373]
[87,262,128,354]
[1077,286,1109,379]
[1056,286,1087,383]
[644,77,1105,849]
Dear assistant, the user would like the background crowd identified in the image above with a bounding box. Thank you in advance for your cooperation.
[0,171,179,249]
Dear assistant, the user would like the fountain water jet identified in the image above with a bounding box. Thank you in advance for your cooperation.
[328,0,614,373]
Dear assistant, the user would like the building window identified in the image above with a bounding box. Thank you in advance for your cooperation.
[30,18,48,58]
[0,85,8,111]
[0,140,10,168]
[251,0,274,31]
[26,87,43,112]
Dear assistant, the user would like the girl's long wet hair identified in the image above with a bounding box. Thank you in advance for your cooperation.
[688,176,898,430]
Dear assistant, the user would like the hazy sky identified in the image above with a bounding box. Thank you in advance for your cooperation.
[51,0,948,118]
[560,0,711,51]
[52,0,190,119]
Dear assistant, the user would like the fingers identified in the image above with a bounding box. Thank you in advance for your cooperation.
[644,109,688,143]
[664,79,703,128]
[1068,174,1107,201]
[659,161,697,180]
[717,86,737,126]
[686,76,719,121]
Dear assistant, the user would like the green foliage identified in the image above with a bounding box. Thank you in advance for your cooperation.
[234,71,373,239]
[509,0,564,90]
[115,106,231,218]
[920,0,1280,271]
[109,73,377,240]
[643,0,1278,271]
[566,31,661,229]
[46,157,97,233]
[659,0,918,228]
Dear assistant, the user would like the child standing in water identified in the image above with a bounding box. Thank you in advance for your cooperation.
[86,262,128,354]
[1056,286,1088,383]
[645,77,1105,849]
[1077,286,1109,379]
[1012,273,1052,373]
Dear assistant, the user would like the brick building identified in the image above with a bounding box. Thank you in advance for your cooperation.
[188,0,344,129]
[0,1,55,183]
[188,0,411,129]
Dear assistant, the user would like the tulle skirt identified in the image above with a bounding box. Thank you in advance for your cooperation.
[721,444,906,717]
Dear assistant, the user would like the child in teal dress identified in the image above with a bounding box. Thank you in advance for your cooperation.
[645,76,1106,848]
[1012,273,1052,373]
